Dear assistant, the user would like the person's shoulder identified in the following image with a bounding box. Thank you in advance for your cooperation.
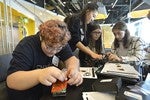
[19,34,39,46]
[21,35,35,42]
[68,14,80,22]
[130,36,144,44]
[130,36,141,41]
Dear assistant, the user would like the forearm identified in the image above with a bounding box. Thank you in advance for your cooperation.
[76,41,94,57]
[64,56,83,86]
[6,69,41,90]
[121,55,143,62]
[64,56,80,70]
[122,46,144,62]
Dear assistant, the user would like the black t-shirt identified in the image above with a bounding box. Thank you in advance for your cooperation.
[7,33,73,100]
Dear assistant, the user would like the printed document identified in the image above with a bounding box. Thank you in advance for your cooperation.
[80,67,97,79]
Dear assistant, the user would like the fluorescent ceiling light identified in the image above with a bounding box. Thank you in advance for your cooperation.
[95,2,108,19]
[128,9,150,18]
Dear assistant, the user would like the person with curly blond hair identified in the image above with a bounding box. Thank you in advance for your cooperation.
[6,20,83,100]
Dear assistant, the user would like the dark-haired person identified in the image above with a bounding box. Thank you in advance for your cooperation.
[79,23,105,67]
[64,2,103,60]
[6,20,83,100]
[108,21,144,62]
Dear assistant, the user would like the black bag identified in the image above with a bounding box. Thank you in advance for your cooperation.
[92,77,122,93]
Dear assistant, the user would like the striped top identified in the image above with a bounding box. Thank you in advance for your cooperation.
[111,36,144,62]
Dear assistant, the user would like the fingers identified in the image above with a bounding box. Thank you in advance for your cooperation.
[39,75,54,86]
[73,74,83,86]
[91,52,102,59]
[67,71,83,86]
[99,54,103,59]
[51,70,67,82]
[67,68,75,79]
[42,80,52,86]
[38,67,67,86]
[38,66,83,87]
[108,53,121,61]
[108,53,114,60]
[47,75,57,83]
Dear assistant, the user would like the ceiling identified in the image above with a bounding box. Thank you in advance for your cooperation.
[25,0,150,24]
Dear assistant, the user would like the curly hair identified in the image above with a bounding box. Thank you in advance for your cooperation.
[39,20,71,47]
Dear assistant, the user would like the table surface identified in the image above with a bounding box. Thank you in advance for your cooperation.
[40,63,150,100]
[40,79,95,100]
[40,78,150,100]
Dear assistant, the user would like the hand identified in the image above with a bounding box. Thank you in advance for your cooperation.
[91,52,103,60]
[38,67,67,86]
[67,67,83,86]
[107,53,122,62]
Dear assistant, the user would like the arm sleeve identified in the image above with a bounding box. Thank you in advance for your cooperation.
[67,17,81,51]
[7,39,34,75]
[121,38,144,62]
[56,44,73,62]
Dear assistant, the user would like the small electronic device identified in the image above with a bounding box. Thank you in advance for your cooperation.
[51,80,67,97]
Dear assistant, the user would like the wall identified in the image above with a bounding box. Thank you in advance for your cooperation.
[0,0,66,55]
[101,25,114,49]
[0,1,35,54]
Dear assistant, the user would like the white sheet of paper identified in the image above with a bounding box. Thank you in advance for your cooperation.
[82,92,115,100]
[124,91,142,100]
[80,67,97,79]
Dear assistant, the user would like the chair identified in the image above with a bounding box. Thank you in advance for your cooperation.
[0,53,12,100]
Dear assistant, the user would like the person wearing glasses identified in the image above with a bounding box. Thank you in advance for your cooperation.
[79,23,105,67]
[64,2,103,60]
[107,21,144,62]
[6,20,83,100]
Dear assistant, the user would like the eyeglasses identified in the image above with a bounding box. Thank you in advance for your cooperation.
[44,41,63,53]
[46,45,62,52]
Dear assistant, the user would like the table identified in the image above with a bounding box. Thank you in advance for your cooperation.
[40,79,96,100]
[40,62,149,100]
[40,78,150,100]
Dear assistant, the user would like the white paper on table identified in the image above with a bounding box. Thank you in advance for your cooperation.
[124,91,142,100]
[82,92,115,100]
[101,63,141,79]
[80,67,97,79]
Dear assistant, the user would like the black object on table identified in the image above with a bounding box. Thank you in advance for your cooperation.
[40,79,96,100]
[40,62,148,100]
